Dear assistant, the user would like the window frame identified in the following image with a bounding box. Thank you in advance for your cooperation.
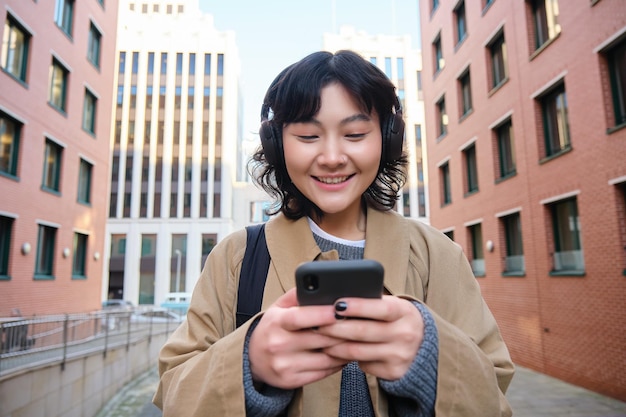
[454,0,468,46]
[606,37,626,129]
[42,138,63,193]
[49,58,69,112]
[77,158,93,205]
[87,22,102,68]
[0,215,13,279]
[0,110,22,178]
[72,232,88,278]
[436,96,448,139]
[463,143,479,195]
[440,161,452,206]
[35,224,57,279]
[495,118,516,180]
[54,0,74,37]
[548,197,585,275]
[468,223,485,276]
[433,33,444,74]
[2,14,31,83]
[501,212,525,275]
[487,30,508,91]
[539,82,571,159]
[458,68,473,118]
[529,0,561,52]
[82,88,98,134]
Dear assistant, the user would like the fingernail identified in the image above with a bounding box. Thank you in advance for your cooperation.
[335,301,348,312]
[335,313,346,320]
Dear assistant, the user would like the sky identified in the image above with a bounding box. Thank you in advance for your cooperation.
[197,0,422,138]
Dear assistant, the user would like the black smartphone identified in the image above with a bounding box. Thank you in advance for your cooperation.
[295,259,384,306]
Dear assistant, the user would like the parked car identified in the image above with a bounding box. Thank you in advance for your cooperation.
[160,292,192,314]
[130,308,184,323]
[102,300,135,311]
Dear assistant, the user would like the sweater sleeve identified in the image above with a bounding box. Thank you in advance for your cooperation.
[378,302,439,417]
[243,318,295,416]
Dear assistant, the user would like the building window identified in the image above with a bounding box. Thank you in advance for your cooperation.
[436,96,448,138]
[454,1,467,45]
[201,234,217,267]
[0,215,13,279]
[605,37,626,128]
[0,111,21,178]
[49,58,69,112]
[176,53,183,75]
[171,235,187,292]
[433,34,444,74]
[538,82,570,158]
[2,15,31,82]
[416,70,423,100]
[396,57,404,80]
[42,139,63,193]
[444,230,454,241]
[432,0,440,13]
[82,88,97,134]
[54,0,74,37]
[87,22,101,68]
[384,57,392,78]
[548,198,585,274]
[217,54,224,75]
[72,232,87,278]
[495,119,516,180]
[440,161,451,206]
[468,223,485,276]
[160,52,168,74]
[35,224,56,279]
[488,31,507,90]
[77,158,92,204]
[463,143,479,195]
[458,68,472,117]
[530,0,561,51]
[501,212,525,275]
[147,52,154,74]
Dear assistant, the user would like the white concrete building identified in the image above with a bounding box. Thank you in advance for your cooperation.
[104,0,245,306]
[323,26,429,223]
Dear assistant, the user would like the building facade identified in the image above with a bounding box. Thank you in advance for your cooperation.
[419,0,626,400]
[105,0,242,307]
[324,26,430,222]
[0,0,119,316]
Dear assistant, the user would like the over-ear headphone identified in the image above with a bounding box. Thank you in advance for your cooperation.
[259,97,405,166]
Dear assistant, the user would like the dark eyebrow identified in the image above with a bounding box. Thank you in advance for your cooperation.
[301,113,372,126]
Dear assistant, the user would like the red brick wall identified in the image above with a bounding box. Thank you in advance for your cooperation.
[0,0,119,316]
[419,0,626,400]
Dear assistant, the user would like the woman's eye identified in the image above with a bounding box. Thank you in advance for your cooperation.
[346,133,366,139]
[297,135,318,140]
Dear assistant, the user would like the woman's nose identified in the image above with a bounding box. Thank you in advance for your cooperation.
[317,138,347,166]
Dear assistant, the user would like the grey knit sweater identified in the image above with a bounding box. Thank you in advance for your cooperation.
[243,234,439,417]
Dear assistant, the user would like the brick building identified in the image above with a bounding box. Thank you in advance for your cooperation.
[419,0,625,400]
[0,0,119,315]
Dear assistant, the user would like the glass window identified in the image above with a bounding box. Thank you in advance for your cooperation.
[78,158,92,204]
[118,51,126,74]
[384,57,392,78]
[463,143,479,194]
[49,58,69,112]
[217,54,224,75]
[131,51,139,74]
[606,38,626,127]
[0,111,21,177]
[416,70,423,100]
[2,15,30,82]
[432,0,439,13]
[35,224,56,278]
[147,52,154,74]
[488,31,507,89]
[436,96,447,138]
[396,58,404,80]
[549,198,584,273]
[502,212,524,274]
[87,22,101,68]
[204,53,211,75]
[72,232,88,278]
[455,1,467,45]
[440,162,451,205]
[160,52,168,74]
[201,234,217,267]
[530,0,561,51]
[83,89,97,134]
[0,215,13,278]
[189,53,195,76]
[459,69,472,117]
[468,224,485,276]
[539,83,570,158]
[42,138,63,192]
[176,53,183,75]
[433,34,444,73]
[495,119,516,179]
[171,234,187,292]
[54,0,74,36]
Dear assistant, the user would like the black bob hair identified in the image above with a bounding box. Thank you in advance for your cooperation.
[248,50,408,220]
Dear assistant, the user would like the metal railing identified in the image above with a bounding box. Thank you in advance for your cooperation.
[0,309,182,377]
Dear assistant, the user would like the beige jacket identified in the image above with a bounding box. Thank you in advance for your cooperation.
[154,208,514,416]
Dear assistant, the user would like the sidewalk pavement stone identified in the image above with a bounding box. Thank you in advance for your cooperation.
[97,364,626,417]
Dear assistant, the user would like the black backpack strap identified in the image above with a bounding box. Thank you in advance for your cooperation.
[236,223,270,328]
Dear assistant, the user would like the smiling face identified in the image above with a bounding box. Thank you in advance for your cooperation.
[282,82,382,227]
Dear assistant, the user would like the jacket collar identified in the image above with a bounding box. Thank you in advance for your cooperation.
[264,207,410,297]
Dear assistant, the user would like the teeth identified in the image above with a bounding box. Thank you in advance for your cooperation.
[318,176,348,184]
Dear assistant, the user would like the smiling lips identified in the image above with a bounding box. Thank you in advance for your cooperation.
[314,175,353,184]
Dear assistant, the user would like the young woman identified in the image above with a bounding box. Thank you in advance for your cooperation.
[154,50,514,416]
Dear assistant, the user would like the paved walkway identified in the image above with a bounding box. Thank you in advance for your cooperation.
[96,365,626,417]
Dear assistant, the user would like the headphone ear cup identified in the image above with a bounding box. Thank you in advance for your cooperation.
[384,112,405,162]
[259,120,281,166]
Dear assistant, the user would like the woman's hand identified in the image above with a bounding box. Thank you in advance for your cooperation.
[248,288,349,389]
[316,296,425,381]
